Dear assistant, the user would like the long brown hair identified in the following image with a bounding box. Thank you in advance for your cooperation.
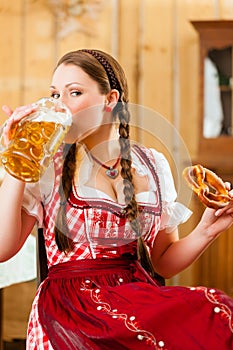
[53,49,156,279]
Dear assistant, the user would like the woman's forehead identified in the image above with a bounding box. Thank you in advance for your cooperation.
[51,64,93,88]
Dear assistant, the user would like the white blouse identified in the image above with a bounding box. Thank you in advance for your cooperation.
[22,147,192,232]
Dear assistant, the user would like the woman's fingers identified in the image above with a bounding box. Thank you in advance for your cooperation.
[8,104,36,122]
[215,184,233,216]
[1,104,37,145]
[224,181,232,191]
[215,195,233,216]
[2,105,13,117]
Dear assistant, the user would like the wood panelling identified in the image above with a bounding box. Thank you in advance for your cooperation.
[0,2,22,114]
[0,0,233,341]
[2,281,36,342]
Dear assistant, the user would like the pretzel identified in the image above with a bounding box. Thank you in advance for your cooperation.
[183,164,231,209]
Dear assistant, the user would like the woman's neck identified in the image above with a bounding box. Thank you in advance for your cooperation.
[82,124,120,161]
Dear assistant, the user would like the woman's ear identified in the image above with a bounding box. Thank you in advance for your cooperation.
[105,89,120,110]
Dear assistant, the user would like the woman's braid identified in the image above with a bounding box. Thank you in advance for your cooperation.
[54,143,76,252]
[116,101,140,235]
[117,100,157,280]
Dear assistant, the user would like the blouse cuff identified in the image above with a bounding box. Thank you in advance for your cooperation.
[160,201,192,232]
[22,188,43,227]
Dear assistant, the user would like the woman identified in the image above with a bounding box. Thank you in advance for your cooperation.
[0,49,233,349]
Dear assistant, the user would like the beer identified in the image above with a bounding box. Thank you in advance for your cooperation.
[1,121,69,182]
[0,98,72,182]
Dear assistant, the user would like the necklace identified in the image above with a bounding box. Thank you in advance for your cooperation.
[90,153,121,179]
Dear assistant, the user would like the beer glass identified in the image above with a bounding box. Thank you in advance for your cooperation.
[0,97,72,182]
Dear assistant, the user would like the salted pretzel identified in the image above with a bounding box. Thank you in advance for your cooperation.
[183,164,231,209]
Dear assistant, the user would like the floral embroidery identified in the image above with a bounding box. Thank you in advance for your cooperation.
[190,287,233,332]
[80,279,166,349]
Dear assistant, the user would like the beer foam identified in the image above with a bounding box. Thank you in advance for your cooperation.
[29,109,72,126]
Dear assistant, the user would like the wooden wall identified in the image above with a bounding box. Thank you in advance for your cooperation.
[0,0,233,341]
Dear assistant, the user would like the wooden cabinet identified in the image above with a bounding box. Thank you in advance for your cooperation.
[191,20,233,173]
[190,20,233,296]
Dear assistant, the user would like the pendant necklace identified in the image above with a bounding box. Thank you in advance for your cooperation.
[90,153,121,179]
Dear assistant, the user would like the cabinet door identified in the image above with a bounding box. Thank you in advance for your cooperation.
[191,20,233,171]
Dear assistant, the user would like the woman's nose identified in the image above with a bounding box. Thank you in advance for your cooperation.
[59,95,70,109]
[59,94,66,104]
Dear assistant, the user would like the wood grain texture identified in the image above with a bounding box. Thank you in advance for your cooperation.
[0,0,233,342]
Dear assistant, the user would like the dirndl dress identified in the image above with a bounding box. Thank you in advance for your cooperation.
[25,145,233,349]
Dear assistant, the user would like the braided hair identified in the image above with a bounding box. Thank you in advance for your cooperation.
[53,49,157,279]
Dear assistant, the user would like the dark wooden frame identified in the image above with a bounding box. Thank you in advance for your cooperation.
[191,20,233,172]
[37,228,48,286]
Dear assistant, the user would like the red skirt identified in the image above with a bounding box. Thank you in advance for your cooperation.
[38,258,233,350]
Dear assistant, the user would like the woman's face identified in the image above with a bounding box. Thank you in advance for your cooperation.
[50,63,111,144]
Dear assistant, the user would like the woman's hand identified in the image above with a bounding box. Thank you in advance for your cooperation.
[199,186,233,239]
[215,187,233,217]
[1,104,37,146]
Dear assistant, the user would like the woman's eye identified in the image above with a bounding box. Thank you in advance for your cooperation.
[51,93,60,99]
[71,91,81,96]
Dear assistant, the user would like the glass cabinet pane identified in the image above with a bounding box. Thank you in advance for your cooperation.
[204,47,232,137]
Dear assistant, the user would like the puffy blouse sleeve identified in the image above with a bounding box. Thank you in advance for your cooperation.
[22,182,43,227]
[22,163,55,227]
[150,148,192,232]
